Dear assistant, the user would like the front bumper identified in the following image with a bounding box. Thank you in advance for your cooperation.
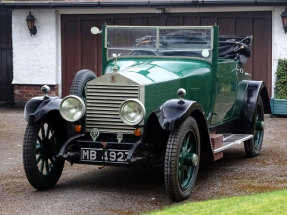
[57,133,145,166]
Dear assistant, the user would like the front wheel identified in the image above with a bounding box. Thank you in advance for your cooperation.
[23,119,64,190]
[164,116,200,202]
[244,97,264,157]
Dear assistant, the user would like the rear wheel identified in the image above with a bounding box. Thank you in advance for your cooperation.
[23,119,64,190]
[244,97,264,157]
[164,116,200,202]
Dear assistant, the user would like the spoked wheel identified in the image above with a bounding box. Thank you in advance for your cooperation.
[244,97,264,157]
[23,119,64,190]
[164,116,200,202]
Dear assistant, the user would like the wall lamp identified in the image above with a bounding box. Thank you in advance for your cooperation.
[26,12,37,36]
[281,8,287,34]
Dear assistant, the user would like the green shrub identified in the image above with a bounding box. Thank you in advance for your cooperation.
[275,59,287,99]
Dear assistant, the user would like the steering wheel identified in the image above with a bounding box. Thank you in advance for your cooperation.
[129,50,159,56]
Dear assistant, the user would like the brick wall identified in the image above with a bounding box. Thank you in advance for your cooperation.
[14,84,58,106]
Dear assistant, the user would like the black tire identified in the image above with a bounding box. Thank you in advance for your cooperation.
[70,69,96,97]
[164,116,200,202]
[23,119,64,190]
[244,97,264,157]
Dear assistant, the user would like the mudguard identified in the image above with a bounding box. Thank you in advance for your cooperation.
[238,81,271,133]
[24,96,62,123]
[155,99,205,131]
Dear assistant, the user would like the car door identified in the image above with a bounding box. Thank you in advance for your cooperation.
[211,60,240,126]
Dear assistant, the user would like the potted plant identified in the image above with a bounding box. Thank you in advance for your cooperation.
[271,59,287,116]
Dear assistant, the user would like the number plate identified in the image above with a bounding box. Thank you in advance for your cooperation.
[81,148,129,163]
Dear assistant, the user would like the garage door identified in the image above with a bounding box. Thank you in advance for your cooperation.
[61,11,271,96]
[0,9,13,102]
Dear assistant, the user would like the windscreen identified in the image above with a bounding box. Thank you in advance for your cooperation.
[106,26,213,60]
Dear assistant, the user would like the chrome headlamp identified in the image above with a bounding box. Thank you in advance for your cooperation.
[119,99,146,126]
[60,95,85,122]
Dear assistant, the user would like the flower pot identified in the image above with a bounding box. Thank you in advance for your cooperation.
[270,98,287,116]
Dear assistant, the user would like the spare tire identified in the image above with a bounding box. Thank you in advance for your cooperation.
[70,69,96,98]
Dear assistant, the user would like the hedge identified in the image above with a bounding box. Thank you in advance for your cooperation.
[275,59,287,99]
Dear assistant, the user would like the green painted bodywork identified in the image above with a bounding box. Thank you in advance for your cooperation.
[100,25,251,128]
[212,60,237,125]
[104,58,213,122]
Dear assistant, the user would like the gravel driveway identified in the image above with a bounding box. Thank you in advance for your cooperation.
[1,107,287,215]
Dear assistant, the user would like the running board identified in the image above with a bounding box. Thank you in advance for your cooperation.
[213,134,253,154]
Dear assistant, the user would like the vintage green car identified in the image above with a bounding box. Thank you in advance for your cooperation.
[23,25,270,201]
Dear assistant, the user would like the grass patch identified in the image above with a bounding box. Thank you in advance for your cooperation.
[145,189,287,215]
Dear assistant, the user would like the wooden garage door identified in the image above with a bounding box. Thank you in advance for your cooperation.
[0,9,13,102]
[61,12,271,96]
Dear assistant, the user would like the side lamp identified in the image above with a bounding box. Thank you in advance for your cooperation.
[26,12,37,36]
[281,8,287,34]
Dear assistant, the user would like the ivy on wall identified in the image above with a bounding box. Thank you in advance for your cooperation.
[275,59,287,99]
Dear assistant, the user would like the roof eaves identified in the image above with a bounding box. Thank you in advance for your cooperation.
[1,0,287,9]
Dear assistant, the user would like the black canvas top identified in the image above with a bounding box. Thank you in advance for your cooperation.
[219,35,252,64]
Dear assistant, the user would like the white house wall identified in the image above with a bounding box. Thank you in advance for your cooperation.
[272,6,287,97]
[12,10,58,86]
[57,6,273,14]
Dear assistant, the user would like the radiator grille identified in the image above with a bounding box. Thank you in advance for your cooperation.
[85,84,139,134]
